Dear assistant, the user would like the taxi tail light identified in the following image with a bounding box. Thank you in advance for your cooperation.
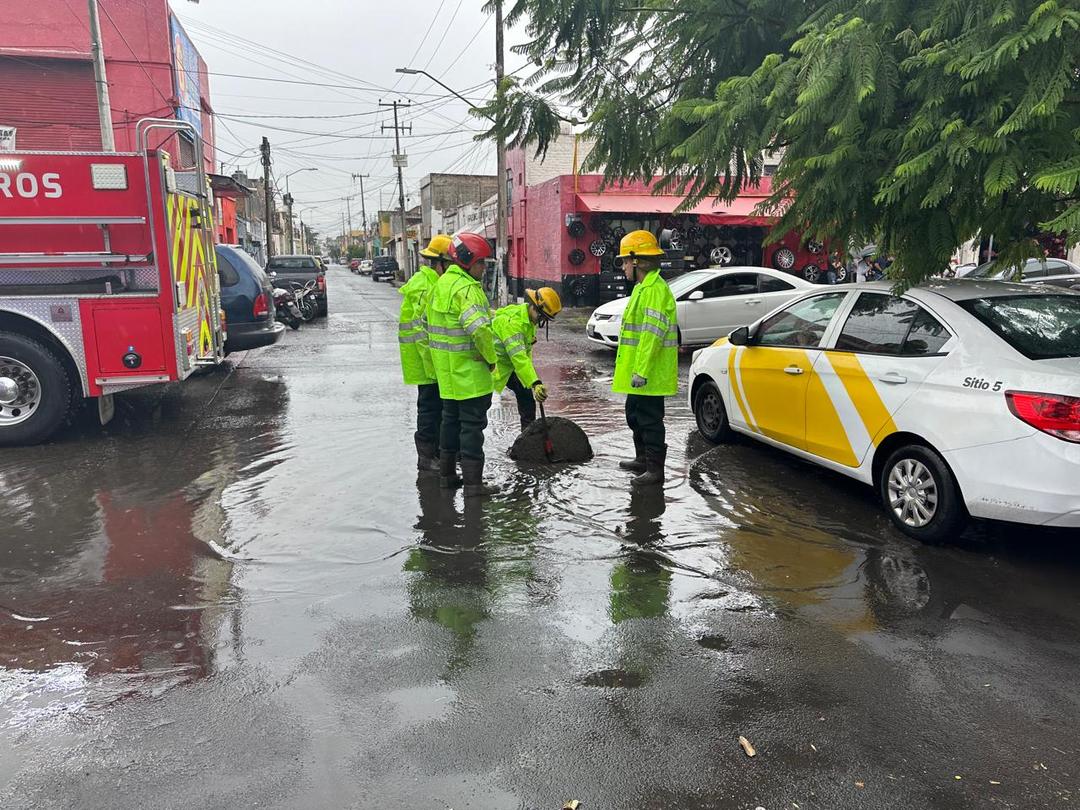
[317,274,326,292]
[1005,390,1080,443]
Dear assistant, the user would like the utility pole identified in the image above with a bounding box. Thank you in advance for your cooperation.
[87,0,115,151]
[494,0,509,304]
[381,100,412,278]
[283,192,295,253]
[261,137,274,260]
[352,173,369,257]
[343,196,354,254]
[341,212,347,256]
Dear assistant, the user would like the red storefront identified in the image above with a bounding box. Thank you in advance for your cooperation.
[0,0,215,173]
[507,158,826,306]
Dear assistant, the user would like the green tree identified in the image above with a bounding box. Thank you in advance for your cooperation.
[480,0,1080,283]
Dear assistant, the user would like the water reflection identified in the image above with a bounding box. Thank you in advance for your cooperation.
[404,478,544,677]
[0,374,287,720]
[610,488,671,624]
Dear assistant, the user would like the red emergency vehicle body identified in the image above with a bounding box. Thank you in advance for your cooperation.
[0,136,225,445]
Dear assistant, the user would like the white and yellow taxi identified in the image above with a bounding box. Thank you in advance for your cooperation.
[688,279,1080,541]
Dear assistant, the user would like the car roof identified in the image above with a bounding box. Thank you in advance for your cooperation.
[270,254,317,259]
[849,278,1080,301]
[687,266,815,283]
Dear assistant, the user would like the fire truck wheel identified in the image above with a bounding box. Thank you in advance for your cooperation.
[0,333,72,447]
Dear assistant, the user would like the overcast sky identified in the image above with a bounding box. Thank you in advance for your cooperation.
[174,0,529,236]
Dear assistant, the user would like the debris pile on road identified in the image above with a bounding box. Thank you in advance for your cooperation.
[509,416,593,463]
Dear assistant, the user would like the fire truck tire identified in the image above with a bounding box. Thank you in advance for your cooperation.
[0,332,72,447]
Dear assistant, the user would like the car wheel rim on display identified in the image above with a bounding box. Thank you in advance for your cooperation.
[803,264,820,282]
[589,240,607,257]
[887,459,939,528]
[0,357,41,427]
[773,247,796,270]
[710,246,733,265]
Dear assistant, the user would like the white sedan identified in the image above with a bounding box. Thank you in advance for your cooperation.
[586,267,815,349]
[688,279,1080,541]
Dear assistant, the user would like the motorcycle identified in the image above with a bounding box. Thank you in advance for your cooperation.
[273,287,302,330]
[290,279,320,323]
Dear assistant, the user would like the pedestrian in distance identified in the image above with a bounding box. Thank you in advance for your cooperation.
[491,287,562,431]
[426,231,500,498]
[614,230,679,487]
[399,234,454,473]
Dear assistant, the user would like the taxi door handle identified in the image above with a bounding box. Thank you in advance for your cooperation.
[879,372,908,385]
[744,299,762,305]
[783,365,804,375]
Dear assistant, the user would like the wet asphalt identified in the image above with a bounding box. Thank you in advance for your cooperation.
[1,267,1078,809]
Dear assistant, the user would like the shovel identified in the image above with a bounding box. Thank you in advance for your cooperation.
[538,398,554,462]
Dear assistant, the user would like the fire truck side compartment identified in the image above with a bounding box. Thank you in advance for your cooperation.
[85,303,169,377]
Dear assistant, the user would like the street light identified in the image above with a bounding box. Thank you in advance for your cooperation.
[282,167,318,194]
[281,168,317,253]
[395,67,493,121]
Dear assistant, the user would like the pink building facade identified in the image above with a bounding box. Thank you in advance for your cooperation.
[0,0,215,171]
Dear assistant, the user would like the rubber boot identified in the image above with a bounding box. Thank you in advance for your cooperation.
[439,451,463,489]
[619,437,647,473]
[631,446,666,488]
[461,457,500,498]
[416,438,440,473]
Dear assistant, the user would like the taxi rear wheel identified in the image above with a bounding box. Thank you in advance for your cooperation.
[879,444,966,543]
[694,379,731,444]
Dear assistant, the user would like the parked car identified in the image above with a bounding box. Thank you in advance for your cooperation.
[586,267,814,349]
[349,259,361,273]
[266,254,328,316]
[689,279,1080,541]
[962,257,1080,290]
[359,259,373,276]
[215,245,285,353]
[372,255,398,282]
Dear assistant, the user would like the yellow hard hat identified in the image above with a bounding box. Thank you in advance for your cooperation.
[617,229,665,258]
[420,233,453,260]
[526,287,562,318]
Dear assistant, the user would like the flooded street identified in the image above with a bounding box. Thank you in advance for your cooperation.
[1,267,1078,809]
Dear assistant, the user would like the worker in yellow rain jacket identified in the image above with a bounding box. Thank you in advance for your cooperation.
[399,234,453,472]
[491,287,562,430]
[426,232,499,497]
[613,230,678,487]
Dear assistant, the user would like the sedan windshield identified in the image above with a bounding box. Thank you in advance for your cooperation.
[958,295,1080,359]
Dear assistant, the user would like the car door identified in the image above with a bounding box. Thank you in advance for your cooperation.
[810,292,954,466]
[680,273,761,344]
[732,292,849,450]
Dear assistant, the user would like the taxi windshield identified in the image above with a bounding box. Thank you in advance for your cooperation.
[959,294,1080,359]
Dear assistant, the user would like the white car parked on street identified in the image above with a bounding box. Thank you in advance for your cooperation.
[586,267,815,349]
[688,280,1080,541]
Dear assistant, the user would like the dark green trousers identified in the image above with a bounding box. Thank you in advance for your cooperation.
[440,393,492,461]
[625,394,666,454]
[506,374,537,430]
[415,383,442,447]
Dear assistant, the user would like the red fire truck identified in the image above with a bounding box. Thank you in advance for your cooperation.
[0,120,225,446]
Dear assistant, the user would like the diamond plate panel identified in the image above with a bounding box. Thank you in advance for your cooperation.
[0,297,89,395]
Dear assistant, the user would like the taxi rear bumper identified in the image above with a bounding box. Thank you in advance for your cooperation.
[944,432,1080,527]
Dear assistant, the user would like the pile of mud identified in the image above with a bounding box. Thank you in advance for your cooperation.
[509,416,594,463]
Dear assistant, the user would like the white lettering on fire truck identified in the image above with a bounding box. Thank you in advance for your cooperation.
[0,172,63,199]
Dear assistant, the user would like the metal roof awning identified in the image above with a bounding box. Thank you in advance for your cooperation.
[575,192,776,225]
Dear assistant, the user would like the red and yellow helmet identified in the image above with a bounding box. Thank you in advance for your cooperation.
[449,232,493,269]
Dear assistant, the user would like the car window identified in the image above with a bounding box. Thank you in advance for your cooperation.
[903,308,951,355]
[758,274,794,294]
[215,249,241,287]
[1021,261,1049,279]
[958,294,1080,359]
[835,294,919,354]
[756,292,847,348]
[1044,260,1073,276]
[267,257,317,270]
[696,273,758,299]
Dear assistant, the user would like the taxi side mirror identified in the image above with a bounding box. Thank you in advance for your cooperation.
[729,326,751,346]
[687,290,705,301]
